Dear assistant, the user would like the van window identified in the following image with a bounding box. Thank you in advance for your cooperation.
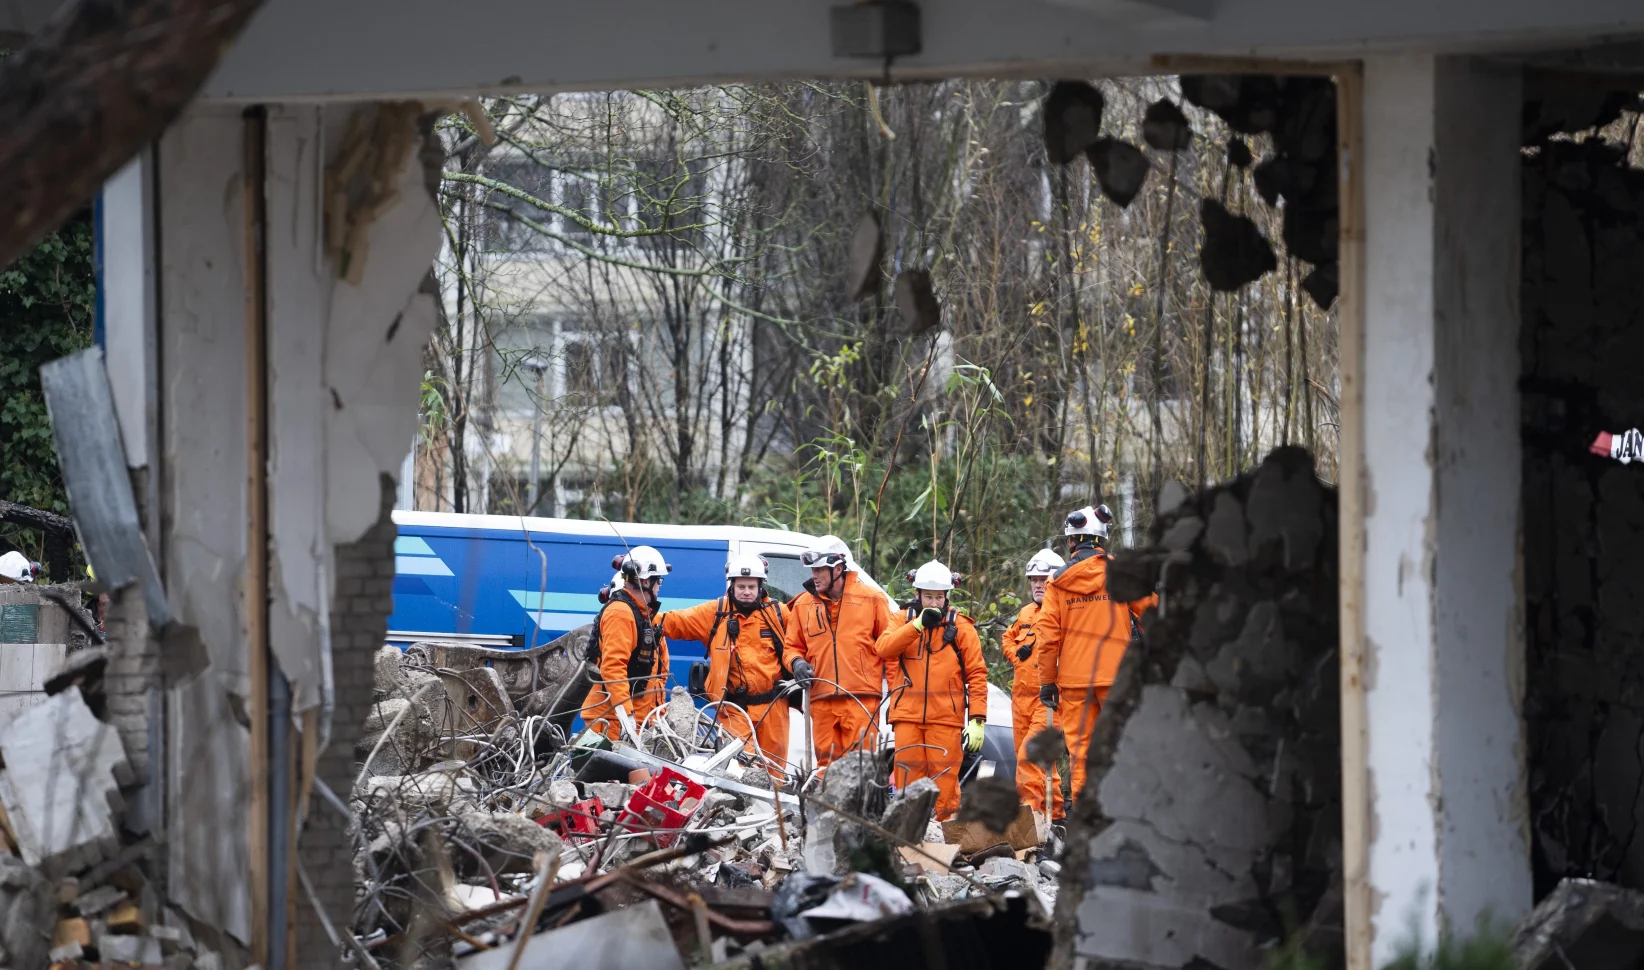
[762,554,809,604]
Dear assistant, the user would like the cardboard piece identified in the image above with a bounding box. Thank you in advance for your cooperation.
[899,842,960,875]
[941,803,1040,854]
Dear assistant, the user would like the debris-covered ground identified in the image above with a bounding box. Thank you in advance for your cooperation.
[340,638,1058,968]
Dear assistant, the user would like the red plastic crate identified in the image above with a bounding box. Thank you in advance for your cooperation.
[616,767,705,847]
[536,796,605,839]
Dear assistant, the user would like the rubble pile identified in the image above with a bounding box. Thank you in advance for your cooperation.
[343,639,1056,967]
[0,635,238,970]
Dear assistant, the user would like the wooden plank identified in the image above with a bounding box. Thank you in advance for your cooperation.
[1333,61,1372,970]
[243,107,272,970]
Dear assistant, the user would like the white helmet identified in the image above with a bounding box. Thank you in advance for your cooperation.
[909,560,955,592]
[0,551,33,584]
[1025,549,1065,577]
[800,535,851,571]
[1064,504,1113,539]
[616,545,671,581]
[725,552,769,580]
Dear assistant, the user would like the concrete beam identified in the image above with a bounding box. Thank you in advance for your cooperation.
[1350,54,1528,964]
[194,0,1644,102]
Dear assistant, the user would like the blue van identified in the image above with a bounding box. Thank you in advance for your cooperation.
[386,510,1017,781]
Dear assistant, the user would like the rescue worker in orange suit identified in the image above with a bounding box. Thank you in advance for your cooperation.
[1033,505,1158,802]
[1002,548,1066,820]
[584,545,672,744]
[783,535,892,767]
[657,553,792,779]
[874,560,990,819]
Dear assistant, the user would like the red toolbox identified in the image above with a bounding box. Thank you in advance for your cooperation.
[616,767,705,847]
[536,796,605,839]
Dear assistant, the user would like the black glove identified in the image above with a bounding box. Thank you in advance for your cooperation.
[1039,683,1059,710]
[918,607,944,629]
[1015,642,1033,661]
[790,659,814,688]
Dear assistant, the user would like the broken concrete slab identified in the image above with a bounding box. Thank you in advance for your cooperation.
[0,686,128,871]
[1514,879,1644,970]
[1051,447,1340,970]
[456,811,563,876]
[880,778,938,844]
[457,898,684,970]
[357,696,439,776]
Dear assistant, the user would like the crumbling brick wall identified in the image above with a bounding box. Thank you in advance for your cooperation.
[104,465,165,845]
[1521,138,1644,896]
[1050,447,1341,970]
[296,473,397,964]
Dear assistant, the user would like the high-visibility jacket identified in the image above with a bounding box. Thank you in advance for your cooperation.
[874,607,989,727]
[591,589,669,712]
[659,596,788,705]
[1033,544,1157,690]
[1002,601,1044,699]
[783,571,892,702]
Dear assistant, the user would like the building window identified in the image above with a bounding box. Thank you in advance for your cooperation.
[482,159,556,253]
[560,332,626,407]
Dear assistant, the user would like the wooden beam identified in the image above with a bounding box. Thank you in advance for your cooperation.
[1333,60,1371,970]
[0,0,268,270]
[242,106,271,969]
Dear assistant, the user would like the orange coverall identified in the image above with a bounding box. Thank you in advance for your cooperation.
[584,589,670,742]
[1032,546,1157,801]
[1002,601,1064,818]
[660,596,791,778]
[874,608,989,819]
[783,571,892,766]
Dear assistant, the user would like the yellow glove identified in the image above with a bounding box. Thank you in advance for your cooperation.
[963,718,986,753]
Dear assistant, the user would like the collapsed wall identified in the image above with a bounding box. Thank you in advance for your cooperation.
[1050,447,1341,970]
[1521,136,1644,894]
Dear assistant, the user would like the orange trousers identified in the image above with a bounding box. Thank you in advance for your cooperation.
[1012,690,1064,819]
[809,696,879,766]
[586,682,667,743]
[718,699,790,780]
[1057,685,1109,804]
[892,721,964,820]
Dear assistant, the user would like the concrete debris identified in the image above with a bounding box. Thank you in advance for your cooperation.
[953,775,1020,834]
[0,854,52,968]
[879,778,938,844]
[457,898,685,970]
[1513,879,1644,970]
[1052,446,1340,970]
[358,696,440,775]
[457,810,563,876]
[0,686,127,871]
[976,856,1039,889]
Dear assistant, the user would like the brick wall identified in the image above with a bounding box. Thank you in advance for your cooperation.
[296,473,397,963]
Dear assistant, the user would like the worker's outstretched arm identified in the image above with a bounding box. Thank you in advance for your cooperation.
[1128,591,1160,619]
[873,612,921,660]
[658,599,716,643]
[782,597,810,664]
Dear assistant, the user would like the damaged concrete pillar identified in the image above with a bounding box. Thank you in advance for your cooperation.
[1050,448,1341,970]
[1346,55,1530,966]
